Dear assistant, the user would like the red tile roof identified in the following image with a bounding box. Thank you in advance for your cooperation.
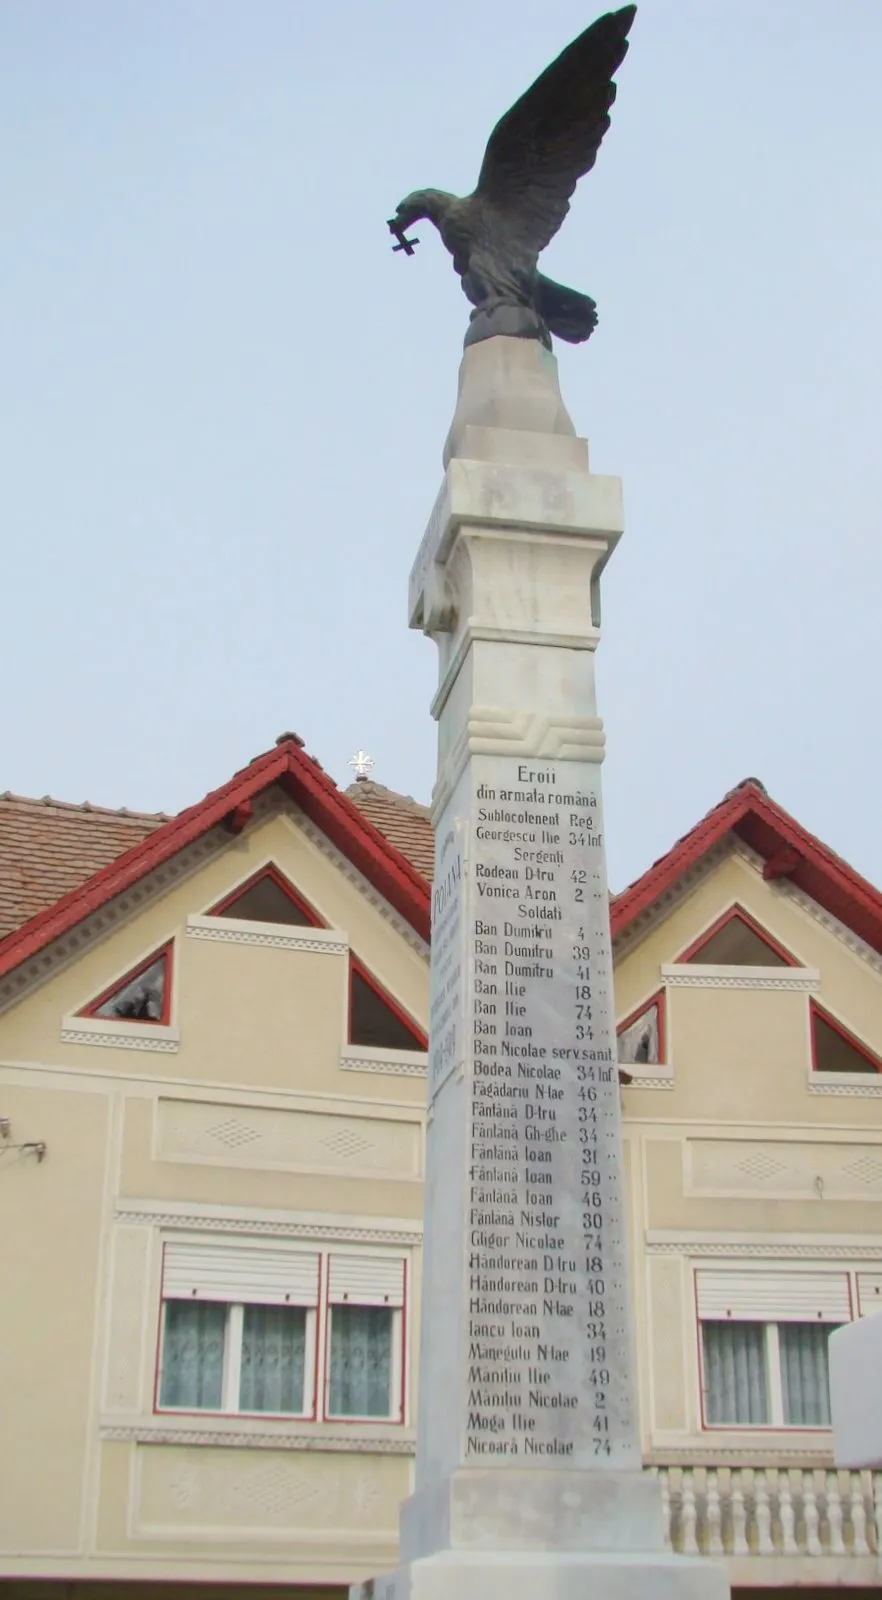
[611,778,882,958]
[0,737,431,975]
[345,781,434,880]
[0,793,165,939]
[2,756,880,981]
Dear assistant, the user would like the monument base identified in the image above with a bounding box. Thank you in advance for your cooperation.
[353,1548,729,1600]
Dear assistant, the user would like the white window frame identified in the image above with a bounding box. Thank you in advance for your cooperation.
[695,1266,853,1432]
[157,1298,319,1419]
[156,1240,407,1424]
[324,1304,405,1423]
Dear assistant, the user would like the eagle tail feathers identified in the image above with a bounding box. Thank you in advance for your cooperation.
[536,274,598,344]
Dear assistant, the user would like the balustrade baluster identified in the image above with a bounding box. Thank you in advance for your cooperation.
[851,1473,870,1555]
[778,1470,798,1555]
[826,1471,846,1555]
[730,1470,749,1556]
[803,1470,821,1556]
[706,1470,724,1555]
[755,1471,774,1555]
[681,1470,699,1555]
[658,1469,672,1552]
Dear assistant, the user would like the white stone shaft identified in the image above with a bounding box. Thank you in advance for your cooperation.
[353,337,728,1600]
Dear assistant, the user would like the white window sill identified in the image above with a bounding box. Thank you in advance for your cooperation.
[340,1045,428,1079]
[662,963,820,991]
[808,1071,882,1097]
[100,1412,415,1454]
[61,1015,180,1054]
[620,1065,675,1090]
[186,913,348,955]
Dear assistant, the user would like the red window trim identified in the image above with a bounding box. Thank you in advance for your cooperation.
[810,998,882,1075]
[323,1256,406,1425]
[79,940,173,1025]
[348,955,428,1050]
[693,1270,841,1433]
[676,904,799,968]
[154,1244,323,1422]
[209,862,324,927]
[616,989,667,1063]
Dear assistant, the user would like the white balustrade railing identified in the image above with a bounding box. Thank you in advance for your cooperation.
[653,1466,881,1561]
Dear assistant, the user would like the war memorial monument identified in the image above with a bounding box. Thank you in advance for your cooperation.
[355,9,730,1598]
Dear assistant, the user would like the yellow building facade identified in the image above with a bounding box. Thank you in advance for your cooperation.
[0,741,880,1598]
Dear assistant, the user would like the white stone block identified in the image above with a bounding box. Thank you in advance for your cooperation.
[353,1548,729,1600]
[830,1312,882,1467]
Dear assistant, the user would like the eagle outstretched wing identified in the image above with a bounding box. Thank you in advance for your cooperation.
[474,6,636,257]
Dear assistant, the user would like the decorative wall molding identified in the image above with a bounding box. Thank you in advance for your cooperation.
[340,1046,428,1079]
[186,914,347,956]
[115,1197,423,1246]
[101,1419,416,1455]
[647,1446,837,1467]
[60,1015,181,1054]
[661,963,820,992]
[626,1072,675,1091]
[156,1098,421,1180]
[809,1076,882,1098]
[646,1233,882,1261]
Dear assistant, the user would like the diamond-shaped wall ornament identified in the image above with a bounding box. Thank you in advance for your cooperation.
[320,1125,373,1160]
[842,1155,882,1187]
[735,1151,788,1182]
[205,1117,262,1149]
[233,1462,320,1517]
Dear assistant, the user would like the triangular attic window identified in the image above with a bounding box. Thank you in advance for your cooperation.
[81,944,171,1024]
[349,960,426,1051]
[811,1002,881,1075]
[679,908,795,968]
[617,994,664,1065]
[210,866,321,928]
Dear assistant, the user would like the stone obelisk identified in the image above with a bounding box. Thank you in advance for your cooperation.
[354,338,728,1600]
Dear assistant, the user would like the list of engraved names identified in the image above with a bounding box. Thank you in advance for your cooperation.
[463,757,637,1469]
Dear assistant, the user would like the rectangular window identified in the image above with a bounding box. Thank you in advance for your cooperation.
[701,1320,837,1428]
[328,1304,394,1418]
[696,1268,848,1430]
[156,1242,405,1422]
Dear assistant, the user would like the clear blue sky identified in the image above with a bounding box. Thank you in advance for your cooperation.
[2,1,880,893]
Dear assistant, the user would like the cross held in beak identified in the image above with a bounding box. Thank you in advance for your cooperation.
[388,218,419,255]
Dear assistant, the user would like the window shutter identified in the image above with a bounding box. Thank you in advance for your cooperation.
[163,1242,319,1306]
[696,1269,850,1324]
[328,1254,405,1307]
[857,1273,882,1317]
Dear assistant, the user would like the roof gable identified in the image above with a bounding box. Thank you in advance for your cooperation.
[0,737,431,984]
[612,779,882,960]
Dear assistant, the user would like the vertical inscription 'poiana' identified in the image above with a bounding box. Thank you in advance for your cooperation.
[454,754,638,1470]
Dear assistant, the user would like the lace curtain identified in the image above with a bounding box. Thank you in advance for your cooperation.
[703,1320,836,1426]
[240,1305,306,1413]
[780,1322,835,1425]
[160,1300,226,1409]
[703,1321,769,1424]
[328,1305,392,1417]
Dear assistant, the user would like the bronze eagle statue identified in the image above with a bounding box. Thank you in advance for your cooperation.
[388,6,636,350]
